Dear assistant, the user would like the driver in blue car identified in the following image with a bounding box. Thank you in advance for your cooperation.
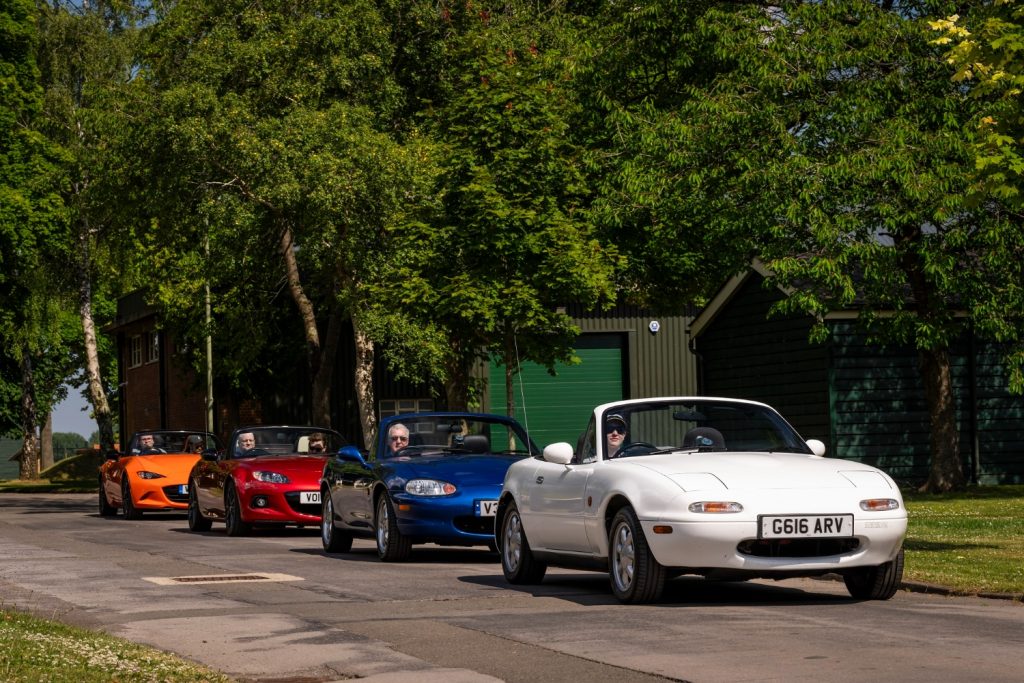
[387,423,410,456]
[605,414,627,457]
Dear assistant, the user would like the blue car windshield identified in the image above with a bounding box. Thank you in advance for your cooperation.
[382,416,536,458]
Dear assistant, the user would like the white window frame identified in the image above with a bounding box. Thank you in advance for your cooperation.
[129,335,143,368]
[146,332,160,364]
[379,398,434,419]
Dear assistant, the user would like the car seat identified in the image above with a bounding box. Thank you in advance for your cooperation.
[682,427,726,451]
[462,434,490,453]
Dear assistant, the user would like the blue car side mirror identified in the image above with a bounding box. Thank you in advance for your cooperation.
[336,445,366,464]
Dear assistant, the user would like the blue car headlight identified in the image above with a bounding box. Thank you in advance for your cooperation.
[253,471,290,484]
[405,479,456,496]
[136,471,166,480]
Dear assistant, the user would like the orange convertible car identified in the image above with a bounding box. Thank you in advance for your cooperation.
[99,430,220,519]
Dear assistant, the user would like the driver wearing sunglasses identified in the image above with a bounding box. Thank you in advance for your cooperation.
[605,413,628,458]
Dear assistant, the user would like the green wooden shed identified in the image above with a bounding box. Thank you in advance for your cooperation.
[690,263,1024,486]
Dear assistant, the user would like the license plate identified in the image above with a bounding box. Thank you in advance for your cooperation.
[178,485,188,495]
[759,514,854,539]
[300,491,320,505]
[476,500,499,517]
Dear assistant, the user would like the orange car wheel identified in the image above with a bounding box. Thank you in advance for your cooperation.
[98,478,117,517]
[121,479,143,520]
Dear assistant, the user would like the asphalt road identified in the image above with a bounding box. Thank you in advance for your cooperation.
[0,493,1021,683]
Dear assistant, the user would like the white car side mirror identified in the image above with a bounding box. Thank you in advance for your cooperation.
[543,442,574,465]
[806,439,826,457]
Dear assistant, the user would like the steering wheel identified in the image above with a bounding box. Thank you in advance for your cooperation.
[609,441,656,458]
[393,445,426,458]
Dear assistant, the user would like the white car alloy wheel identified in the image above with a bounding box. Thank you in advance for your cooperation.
[608,507,665,603]
[499,502,546,584]
[611,519,635,591]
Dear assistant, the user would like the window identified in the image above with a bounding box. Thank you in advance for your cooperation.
[379,398,434,419]
[147,332,159,363]
[129,335,143,368]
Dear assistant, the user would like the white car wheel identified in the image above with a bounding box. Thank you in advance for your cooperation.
[609,506,665,604]
[499,502,546,584]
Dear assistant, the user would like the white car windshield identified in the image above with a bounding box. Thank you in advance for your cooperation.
[603,400,812,457]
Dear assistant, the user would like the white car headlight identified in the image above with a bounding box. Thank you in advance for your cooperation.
[860,498,900,511]
[688,501,743,513]
[253,471,290,484]
[136,471,166,480]
[405,479,456,496]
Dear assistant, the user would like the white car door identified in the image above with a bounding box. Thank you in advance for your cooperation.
[521,460,594,552]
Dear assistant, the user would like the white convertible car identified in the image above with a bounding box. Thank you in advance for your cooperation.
[495,397,907,603]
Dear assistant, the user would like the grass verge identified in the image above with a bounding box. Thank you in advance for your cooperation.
[902,484,1024,596]
[0,608,234,683]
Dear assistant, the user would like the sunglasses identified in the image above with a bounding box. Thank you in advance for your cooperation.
[390,435,409,442]
[605,424,626,434]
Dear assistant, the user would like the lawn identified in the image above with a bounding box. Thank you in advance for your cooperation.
[902,484,1024,596]
[0,608,233,683]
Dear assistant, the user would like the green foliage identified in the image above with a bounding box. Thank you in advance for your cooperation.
[0,0,78,443]
[134,0,437,395]
[50,432,86,463]
[373,3,618,403]
[932,2,1024,391]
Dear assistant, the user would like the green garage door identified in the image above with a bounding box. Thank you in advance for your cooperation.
[489,334,625,449]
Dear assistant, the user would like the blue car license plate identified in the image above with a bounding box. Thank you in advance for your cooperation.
[475,500,498,517]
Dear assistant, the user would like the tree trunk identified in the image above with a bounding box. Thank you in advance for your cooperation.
[444,359,470,411]
[352,318,377,451]
[278,224,331,425]
[41,412,54,471]
[19,352,41,480]
[78,219,116,455]
[503,330,519,450]
[918,347,965,493]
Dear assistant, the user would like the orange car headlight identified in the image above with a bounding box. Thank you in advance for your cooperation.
[136,471,166,480]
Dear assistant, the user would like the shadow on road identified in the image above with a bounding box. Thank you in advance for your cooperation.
[457,571,855,607]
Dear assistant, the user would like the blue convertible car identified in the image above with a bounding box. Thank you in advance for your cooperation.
[319,412,539,561]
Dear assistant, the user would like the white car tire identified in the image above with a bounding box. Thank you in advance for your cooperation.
[843,547,905,600]
[499,501,547,584]
[609,506,665,604]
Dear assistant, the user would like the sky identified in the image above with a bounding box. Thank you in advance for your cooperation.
[52,387,95,440]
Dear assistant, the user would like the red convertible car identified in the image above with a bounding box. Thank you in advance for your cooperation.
[187,425,350,536]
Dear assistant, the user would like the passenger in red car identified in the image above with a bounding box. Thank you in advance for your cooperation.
[308,433,326,453]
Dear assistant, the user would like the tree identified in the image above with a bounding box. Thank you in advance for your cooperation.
[576,1,1018,492]
[1,0,75,478]
[932,3,1024,394]
[371,2,619,413]
[137,0,437,447]
[34,0,145,457]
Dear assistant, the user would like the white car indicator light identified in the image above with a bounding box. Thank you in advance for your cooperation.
[405,479,456,496]
[860,498,899,511]
[136,471,166,480]
[253,471,290,484]
[688,501,743,513]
